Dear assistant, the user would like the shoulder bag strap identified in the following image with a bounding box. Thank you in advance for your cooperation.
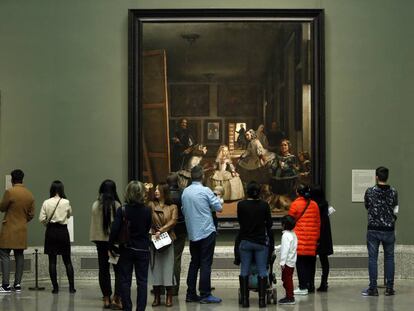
[47,198,62,224]
[296,199,311,223]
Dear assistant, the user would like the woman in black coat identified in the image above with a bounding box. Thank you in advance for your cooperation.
[311,185,333,292]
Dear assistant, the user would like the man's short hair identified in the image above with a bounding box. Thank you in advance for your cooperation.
[11,169,24,184]
[376,166,389,182]
[191,165,203,181]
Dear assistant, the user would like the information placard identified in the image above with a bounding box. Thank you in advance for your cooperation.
[352,169,375,202]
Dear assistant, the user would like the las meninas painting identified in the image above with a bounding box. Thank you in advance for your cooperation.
[129,9,325,221]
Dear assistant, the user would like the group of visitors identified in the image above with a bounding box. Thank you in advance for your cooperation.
[236,181,333,307]
[0,166,399,310]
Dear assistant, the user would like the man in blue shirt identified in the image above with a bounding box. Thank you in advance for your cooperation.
[182,165,223,304]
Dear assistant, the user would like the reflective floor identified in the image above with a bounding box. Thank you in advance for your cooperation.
[1,279,413,311]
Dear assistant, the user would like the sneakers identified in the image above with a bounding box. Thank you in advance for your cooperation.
[361,288,379,296]
[294,288,308,295]
[385,288,395,296]
[0,285,12,293]
[199,295,222,304]
[185,294,201,303]
[13,284,21,293]
[278,297,296,305]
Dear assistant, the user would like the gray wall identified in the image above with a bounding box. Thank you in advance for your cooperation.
[0,0,413,246]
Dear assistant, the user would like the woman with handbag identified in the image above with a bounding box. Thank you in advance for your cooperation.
[148,183,178,307]
[39,180,75,293]
[89,179,122,309]
[288,184,320,295]
[237,181,273,308]
[109,181,152,311]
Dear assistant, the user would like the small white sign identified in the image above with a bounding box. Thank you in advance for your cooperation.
[5,175,12,190]
[352,169,375,202]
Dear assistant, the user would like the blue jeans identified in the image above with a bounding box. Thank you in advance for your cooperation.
[187,232,216,298]
[367,230,395,289]
[239,240,268,277]
[118,247,150,311]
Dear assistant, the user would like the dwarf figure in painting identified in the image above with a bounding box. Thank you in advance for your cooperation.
[207,145,244,201]
[177,144,208,189]
[256,124,269,149]
[237,129,275,184]
[270,139,298,197]
[259,184,292,212]
[297,151,311,185]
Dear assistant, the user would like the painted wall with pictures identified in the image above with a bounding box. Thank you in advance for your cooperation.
[1,1,413,245]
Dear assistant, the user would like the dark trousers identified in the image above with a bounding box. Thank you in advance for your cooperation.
[296,255,316,290]
[173,230,186,290]
[95,241,120,297]
[0,249,24,286]
[318,254,330,284]
[281,265,295,299]
[186,232,216,298]
[118,247,150,311]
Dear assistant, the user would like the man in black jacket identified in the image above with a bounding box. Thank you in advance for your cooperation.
[362,167,398,297]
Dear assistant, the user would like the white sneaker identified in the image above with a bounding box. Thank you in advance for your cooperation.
[294,288,308,295]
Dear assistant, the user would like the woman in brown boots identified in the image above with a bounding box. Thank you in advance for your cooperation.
[148,183,178,307]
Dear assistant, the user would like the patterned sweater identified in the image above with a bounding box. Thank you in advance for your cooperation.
[364,184,398,231]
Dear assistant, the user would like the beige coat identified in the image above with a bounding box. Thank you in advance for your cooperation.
[89,200,121,242]
[0,184,35,249]
[148,201,178,240]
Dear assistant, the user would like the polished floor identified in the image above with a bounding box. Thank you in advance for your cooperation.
[0,279,413,311]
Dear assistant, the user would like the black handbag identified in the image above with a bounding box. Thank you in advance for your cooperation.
[115,205,130,244]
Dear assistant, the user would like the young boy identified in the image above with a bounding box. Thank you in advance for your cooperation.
[277,215,297,305]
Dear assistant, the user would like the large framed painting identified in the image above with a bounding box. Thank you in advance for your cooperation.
[129,9,325,226]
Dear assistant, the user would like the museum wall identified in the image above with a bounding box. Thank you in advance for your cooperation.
[0,0,413,246]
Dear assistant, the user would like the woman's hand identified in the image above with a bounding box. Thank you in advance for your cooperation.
[155,231,161,240]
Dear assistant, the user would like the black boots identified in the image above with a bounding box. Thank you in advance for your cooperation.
[317,274,328,292]
[317,280,329,292]
[65,263,76,293]
[258,276,267,308]
[49,263,59,294]
[239,276,249,308]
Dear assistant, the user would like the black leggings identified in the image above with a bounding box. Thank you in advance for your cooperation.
[48,253,74,289]
[48,253,72,267]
